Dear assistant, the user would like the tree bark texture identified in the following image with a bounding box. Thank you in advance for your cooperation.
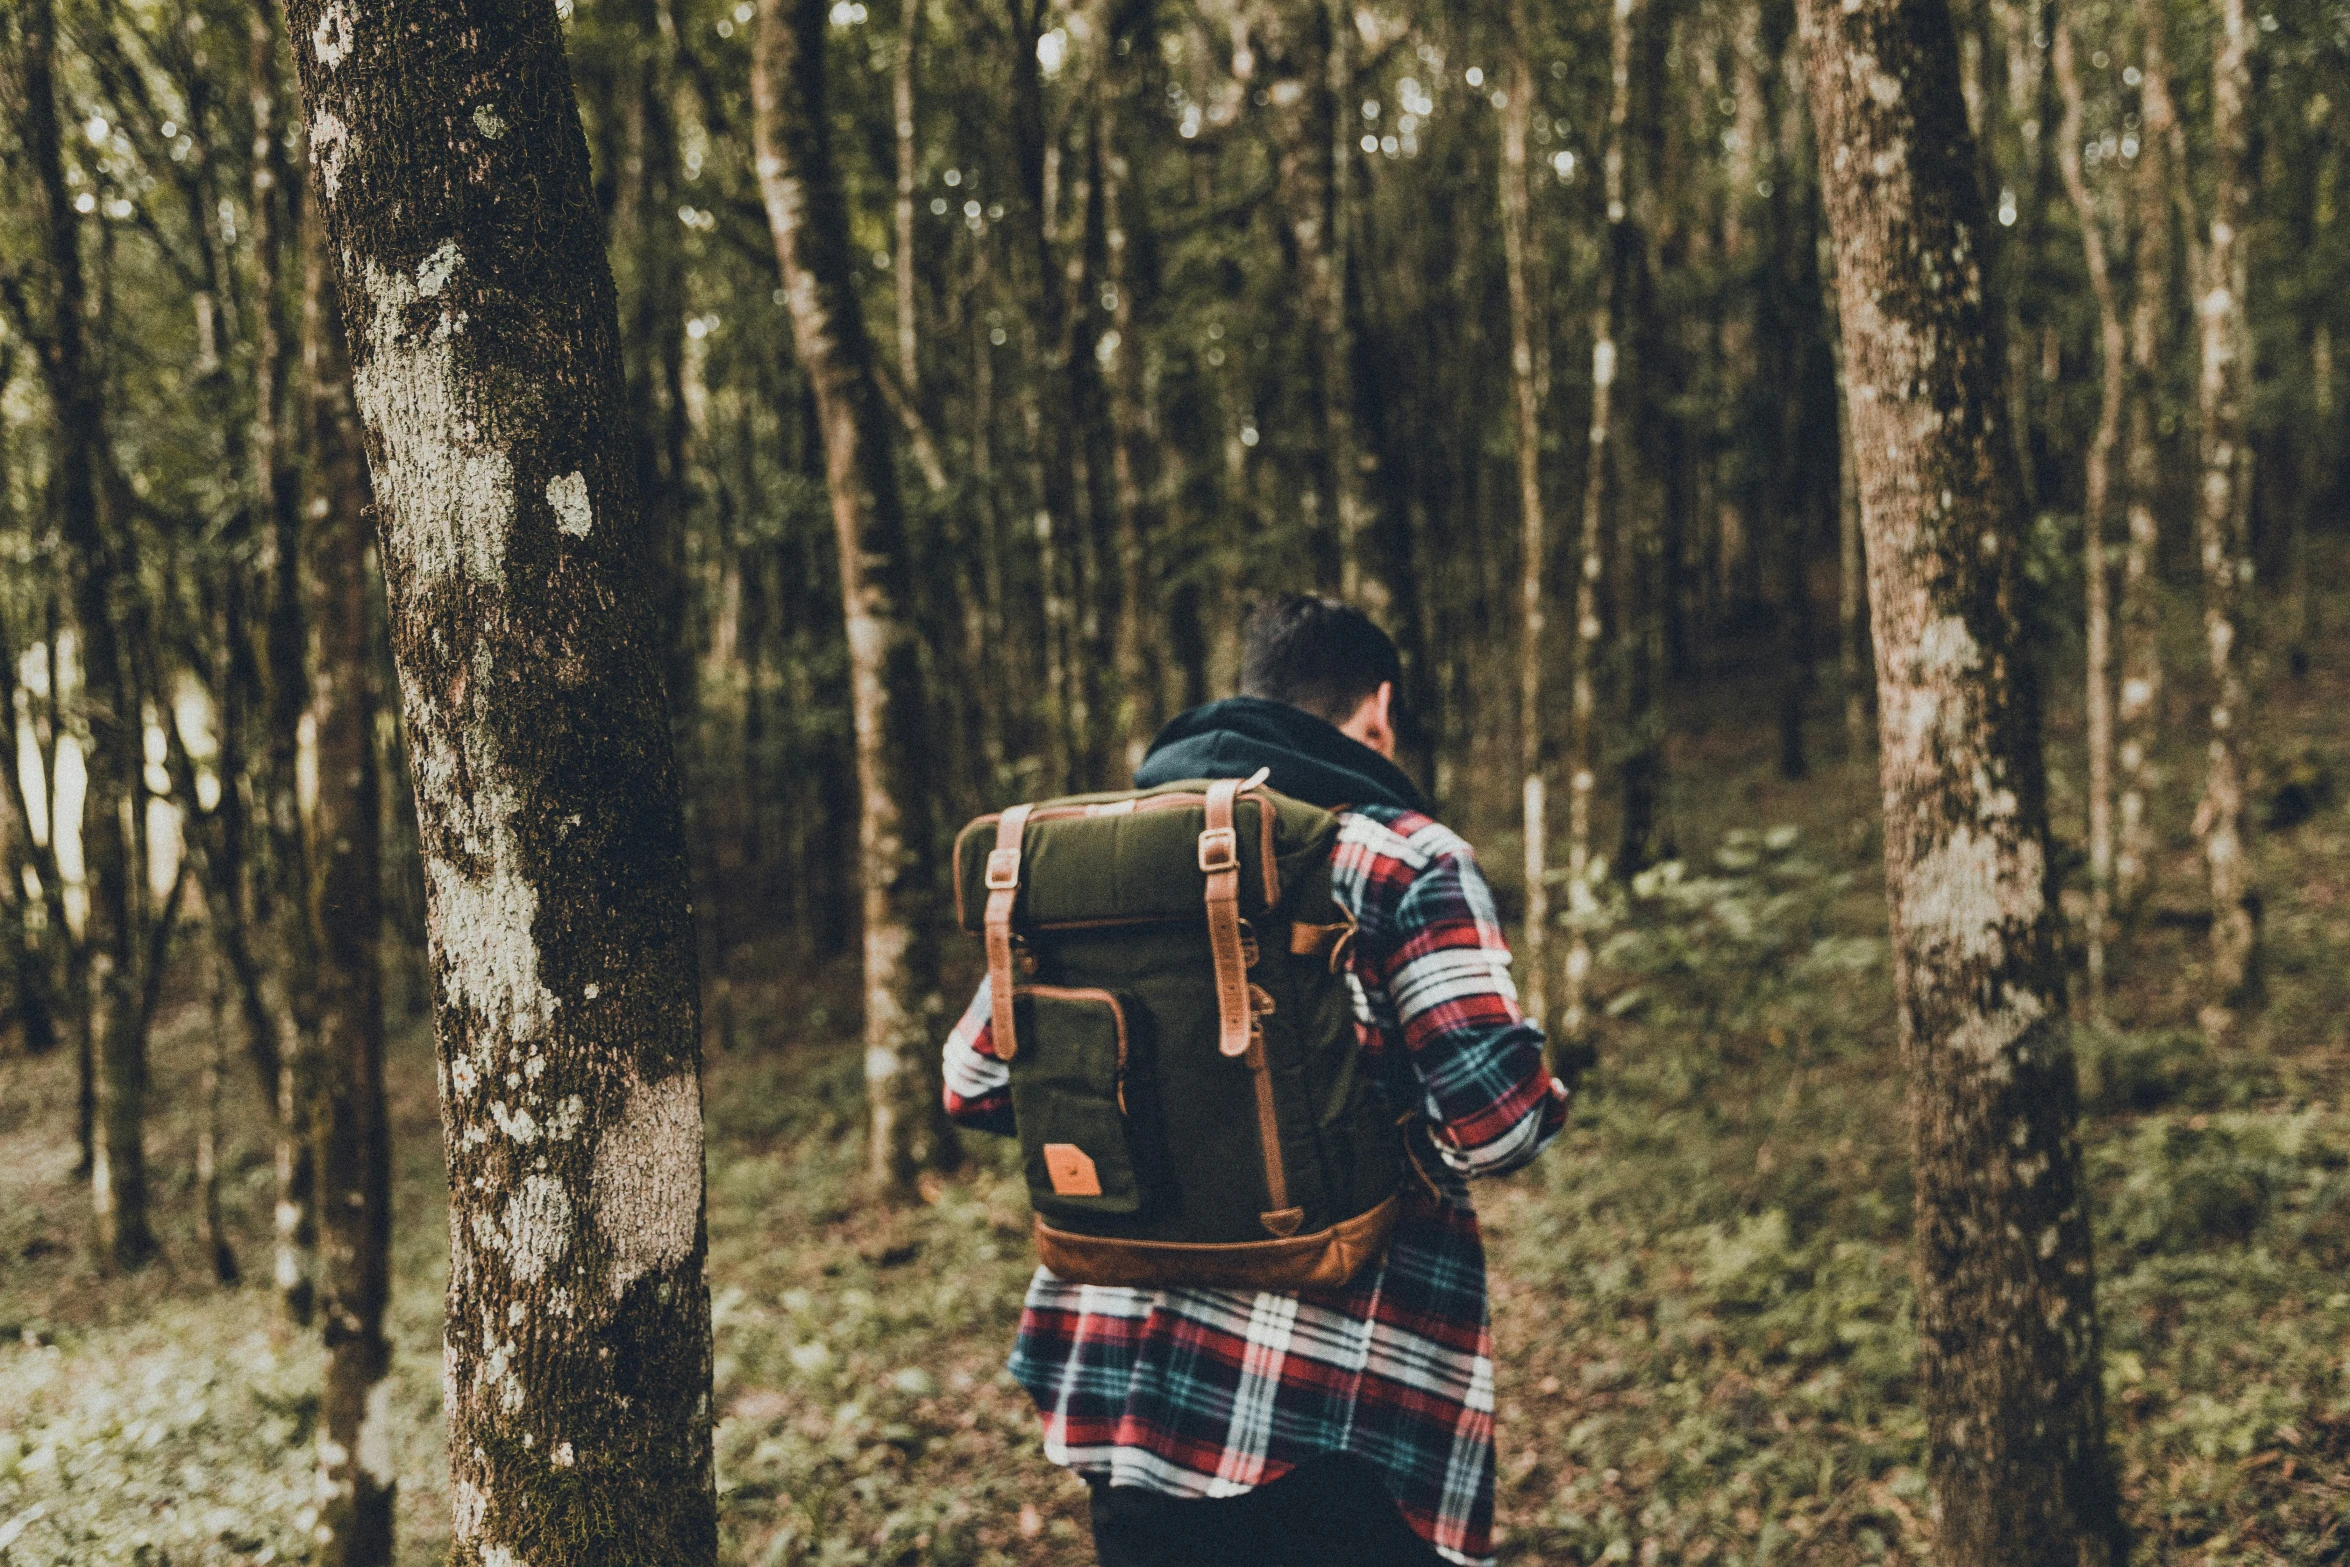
[1839,377,1870,753]
[2054,20,2122,1023]
[1797,1,2126,1562]
[280,1,716,1561]
[2192,0,2257,1024]
[304,219,396,1567]
[1502,0,1549,1037]
[19,0,156,1271]
[754,0,958,1195]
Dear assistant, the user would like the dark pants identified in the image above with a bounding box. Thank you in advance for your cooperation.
[1088,1453,1453,1567]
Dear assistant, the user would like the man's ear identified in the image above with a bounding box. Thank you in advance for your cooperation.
[1340,681,1399,759]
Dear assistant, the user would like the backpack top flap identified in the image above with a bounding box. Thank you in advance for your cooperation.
[953,779,1338,931]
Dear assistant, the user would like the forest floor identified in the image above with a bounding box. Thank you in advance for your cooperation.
[3,591,2348,1566]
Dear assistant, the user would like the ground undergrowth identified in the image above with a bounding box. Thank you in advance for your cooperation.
[3,595,2347,1565]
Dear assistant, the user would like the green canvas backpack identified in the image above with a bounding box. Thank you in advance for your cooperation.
[953,770,1405,1291]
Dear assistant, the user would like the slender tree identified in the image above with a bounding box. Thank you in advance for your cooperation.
[2054,18,2123,1022]
[1799,0,2127,1561]
[1836,357,1870,753]
[1098,2,1164,773]
[280,0,716,1561]
[754,0,959,1195]
[252,0,324,1324]
[198,976,240,1285]
[2115,0,2179,918]
[14,0,157,1270]
[1615,0,1672,868]
[1502,0,1549,1035]
[1566,0,1635,1046]
[303,221,394,1567]
[893,0,921,395]
[2190,0,2257,1030]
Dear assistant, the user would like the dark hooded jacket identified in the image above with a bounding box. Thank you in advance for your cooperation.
[1132,696,1426,814]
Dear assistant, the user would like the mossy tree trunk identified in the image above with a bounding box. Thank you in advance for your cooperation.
[303,220,395,1567]
[280,1,716,1561]
[753,0,959,1196]
[1798,0,2127,1561]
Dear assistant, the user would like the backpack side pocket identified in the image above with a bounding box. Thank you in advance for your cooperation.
[1009,987,1142,1219]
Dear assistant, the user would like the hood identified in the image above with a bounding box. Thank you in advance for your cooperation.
[1132,696,1427,814]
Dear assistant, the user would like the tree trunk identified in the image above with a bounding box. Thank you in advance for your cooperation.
[2116,0,2178,919]
[2055,19,2124,1023]
[1798,1,2126,1562]
[1566,0,1635,1048]
[281,1,716,1560]
[253,0,327,1324]
[1317,0,1378,615]
[1838,367,1870,754]
[2192,0,2257,1029]
[199,971,241,1285]
[893,0,921,394]
[1502,0,1549,1036]
[1098,30,1161,777]
[0,587,65,1065]
[754,0,959,1195]
[302,215,396,1567]
[1615,0,1673,870]
[2299,324,2331,678]
[21,0,155,1271]
[1259,0,1381,612]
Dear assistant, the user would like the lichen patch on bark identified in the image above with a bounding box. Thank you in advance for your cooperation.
[354,249,514,588]
[1905,829,2042,966]
[426,848,556,1043]
[592,1069,703,1297]
[310,0,352,69]
[502,1173,573,1282]
[311,110,351,199]
[354,1378,395,1485]
[548,471,593,537]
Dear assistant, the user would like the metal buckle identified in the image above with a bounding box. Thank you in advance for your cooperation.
[1197,826,1238,873]
[985,847,1022,891]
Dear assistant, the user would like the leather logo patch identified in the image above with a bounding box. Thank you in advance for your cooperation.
[1042,1143,1103,1197]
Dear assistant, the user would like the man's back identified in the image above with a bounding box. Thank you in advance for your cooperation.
[943,694,1565,1567]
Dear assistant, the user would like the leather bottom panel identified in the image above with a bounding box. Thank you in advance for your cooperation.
[1033,1195,1401,1292]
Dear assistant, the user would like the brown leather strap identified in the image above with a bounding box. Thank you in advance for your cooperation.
[1289,916,1359,972]
[984,803,1035,1061]
[1201,778,1251,1059]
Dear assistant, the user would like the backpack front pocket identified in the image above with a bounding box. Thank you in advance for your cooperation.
[1009,987,1142,1219]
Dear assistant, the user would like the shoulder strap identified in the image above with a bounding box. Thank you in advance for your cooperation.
[984,803,1035,1061]
[1201,776,1253,1058]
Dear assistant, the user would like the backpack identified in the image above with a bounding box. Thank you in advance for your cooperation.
[953,770,1405,1291]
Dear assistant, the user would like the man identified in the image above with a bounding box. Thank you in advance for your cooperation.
[943,595,1568,1567]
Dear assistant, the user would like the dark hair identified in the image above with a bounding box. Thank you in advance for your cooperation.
[1238,594,1403,725]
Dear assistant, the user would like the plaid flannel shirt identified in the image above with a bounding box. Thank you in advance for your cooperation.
[942,804,1568,1566]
